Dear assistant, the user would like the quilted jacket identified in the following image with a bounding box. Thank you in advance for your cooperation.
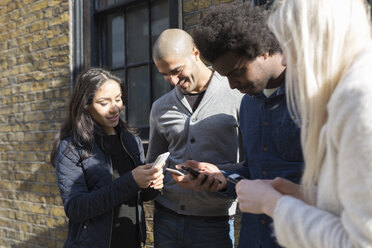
[55,126,159,248]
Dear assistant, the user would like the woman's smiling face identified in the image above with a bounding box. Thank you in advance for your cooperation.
[89,79,123,135]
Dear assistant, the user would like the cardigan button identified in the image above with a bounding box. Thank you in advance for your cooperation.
[190,138,195,143]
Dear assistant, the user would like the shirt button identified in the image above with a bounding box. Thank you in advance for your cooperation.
[190,138,195,143]
[261,220,266,225]
[262,170,267,175]
[263,146,268,152]
[191,117,197,122]
[264,122,268,126]
[291,115,295,120]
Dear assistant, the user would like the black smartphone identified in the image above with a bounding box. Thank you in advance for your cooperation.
[181,166,223,184]
[227,173,247,184]
[181,166,201,177]
[181,166,210,184]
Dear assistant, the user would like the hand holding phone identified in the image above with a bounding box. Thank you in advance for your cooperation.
[227,173,247,184]
[152,152,170,169]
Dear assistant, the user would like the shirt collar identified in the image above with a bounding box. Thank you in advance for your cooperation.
[252,78,286,99]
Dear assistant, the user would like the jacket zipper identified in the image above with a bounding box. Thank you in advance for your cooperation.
[119,135,145,246]
[119,135,136,169]
[108,155,114,247]
[138,191,144,247]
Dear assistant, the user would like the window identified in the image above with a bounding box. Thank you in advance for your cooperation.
[78,0,180,144]
[251,0,275,6]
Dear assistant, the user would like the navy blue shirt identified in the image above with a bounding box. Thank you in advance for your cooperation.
[230,83,304,248]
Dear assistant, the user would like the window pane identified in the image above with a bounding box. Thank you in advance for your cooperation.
[127,66,150,127]
[106,13,125,67]
[96,0,116,10]
[151,0,169,47]
[127,3,149,64]
[152,64,171,101]
[113,69,126,82]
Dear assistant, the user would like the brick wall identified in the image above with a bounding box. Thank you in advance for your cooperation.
[183,0,239,32]
[0,0,70,247]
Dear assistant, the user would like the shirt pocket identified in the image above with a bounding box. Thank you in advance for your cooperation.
[273,118,303,162]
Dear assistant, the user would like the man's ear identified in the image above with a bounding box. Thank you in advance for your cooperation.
[192,46,200,61]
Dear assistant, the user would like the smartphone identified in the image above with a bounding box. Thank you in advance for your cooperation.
[181,166,222,184]
[166,168,185,176]
[181,166,217,184]
[181,166,201,178]
[227,173,247,184]
[152,152,170,168]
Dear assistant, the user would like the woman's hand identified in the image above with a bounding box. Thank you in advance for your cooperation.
[269,177,304,201]
[132,164,164,189]
[150,166,164,190]
[236,179,282,217]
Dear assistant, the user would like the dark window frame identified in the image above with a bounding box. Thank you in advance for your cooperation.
[250,0,274,6]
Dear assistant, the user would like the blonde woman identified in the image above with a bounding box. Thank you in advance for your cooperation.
[235,0,372,247]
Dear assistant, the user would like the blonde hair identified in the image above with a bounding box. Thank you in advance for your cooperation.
[268,0,372,203]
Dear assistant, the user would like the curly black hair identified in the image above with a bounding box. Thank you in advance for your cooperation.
[193,2,281,63]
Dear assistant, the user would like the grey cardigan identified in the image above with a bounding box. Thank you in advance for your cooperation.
[146,71,243,216]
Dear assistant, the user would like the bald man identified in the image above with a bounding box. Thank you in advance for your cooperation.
[146,29,243,248]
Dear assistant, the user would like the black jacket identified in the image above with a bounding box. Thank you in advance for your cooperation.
[55,127,158,248]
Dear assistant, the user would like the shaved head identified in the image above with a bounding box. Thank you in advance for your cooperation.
[153,29,195,62]
[152,29,212,94]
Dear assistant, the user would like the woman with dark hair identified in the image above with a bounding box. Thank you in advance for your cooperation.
[51,68,164,248]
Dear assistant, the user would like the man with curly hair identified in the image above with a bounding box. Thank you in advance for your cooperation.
[173,2,304,248]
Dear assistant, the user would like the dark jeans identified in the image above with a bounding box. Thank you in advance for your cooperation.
[153,204,233,248]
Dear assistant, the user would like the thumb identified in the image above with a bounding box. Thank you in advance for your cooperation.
[142,163,153,169]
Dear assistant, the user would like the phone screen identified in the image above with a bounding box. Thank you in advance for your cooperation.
[181,166,200,177]
[153,152,170,168]
[227,173,246,184]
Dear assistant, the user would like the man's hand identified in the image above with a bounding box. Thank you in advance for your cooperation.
[172,160,228,192]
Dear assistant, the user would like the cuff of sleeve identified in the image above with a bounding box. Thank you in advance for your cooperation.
[116,171,141,193]
[218,170,237,198]
[273,195,302,247]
